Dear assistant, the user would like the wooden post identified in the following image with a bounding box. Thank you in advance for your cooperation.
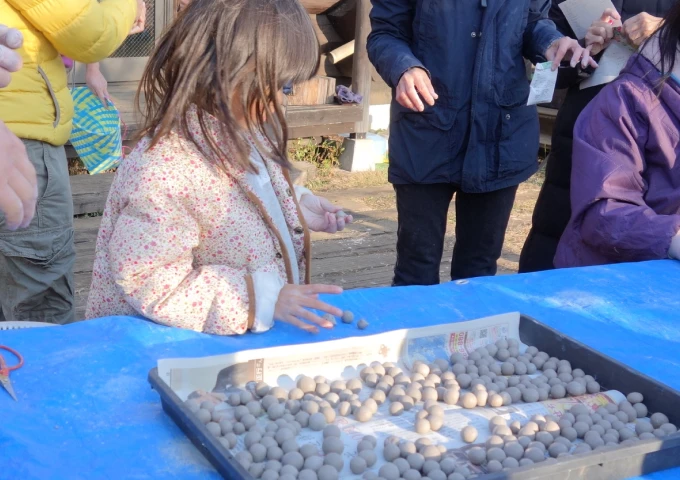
[350,0,371,139]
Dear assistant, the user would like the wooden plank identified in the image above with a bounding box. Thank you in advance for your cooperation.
[287,104,362,127]
[311,14,344,53]
[70,173,115,215]
[300,0,341,14]
[288,77,336,106]
[290,122,356,138]
[349,0,371,137]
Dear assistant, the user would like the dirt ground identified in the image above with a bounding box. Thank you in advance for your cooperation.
[306,166,545,287]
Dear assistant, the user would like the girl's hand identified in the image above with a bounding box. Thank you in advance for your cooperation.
[545,36,598,71]
[85,63,110,107]
[623,12,663,47]
[299,194,353,233]
[274,284,343,333]
[585,8,621,56]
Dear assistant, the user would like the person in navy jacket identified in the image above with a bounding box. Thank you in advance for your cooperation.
[367,0,593,285]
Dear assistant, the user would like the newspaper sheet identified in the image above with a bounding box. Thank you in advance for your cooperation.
[580,41,634,89]
[157,312,632,478]
[558,0,617,40]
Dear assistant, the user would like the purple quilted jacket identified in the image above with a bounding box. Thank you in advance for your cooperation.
[555,53,680,268]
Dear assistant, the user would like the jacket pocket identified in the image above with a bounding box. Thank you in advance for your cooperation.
[497,103,539,176]
[37,66,61,128]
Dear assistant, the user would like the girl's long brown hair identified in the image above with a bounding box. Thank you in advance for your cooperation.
[136,0,319,172]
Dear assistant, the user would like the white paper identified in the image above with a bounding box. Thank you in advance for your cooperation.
[157,313,632,478]
[528,62,558,106]
[558,0,617,40]
[580,41,633,89]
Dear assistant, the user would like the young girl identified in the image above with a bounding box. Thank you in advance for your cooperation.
[86,0,353,335]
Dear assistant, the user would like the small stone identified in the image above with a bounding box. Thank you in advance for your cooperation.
[357,319,369,330]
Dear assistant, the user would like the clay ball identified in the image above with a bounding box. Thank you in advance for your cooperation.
[415,418,431,434]
[651,413,670,429]
[627,392,644,404]
[350,456,367,474]
[467,447,486,465]
[359,449,377,467]
[461,426,478,443]
[460,392,477,409]
[341,311,354,324]
[524,447,545,463]
[635,419,654,435]
[379,463,400,480]
[321,437,343,455]
[308,412,327,431]
[504,441,524,460]
[324,453,343,472]
[381,442,399,462]
[354,406,373,423]
[567,381,586,397]
[357,319,369,330]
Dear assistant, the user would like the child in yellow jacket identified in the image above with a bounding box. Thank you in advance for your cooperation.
[0,0,142,324]
[87,0,353,335]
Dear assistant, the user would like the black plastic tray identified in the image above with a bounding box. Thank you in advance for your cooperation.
[148,314,680,480]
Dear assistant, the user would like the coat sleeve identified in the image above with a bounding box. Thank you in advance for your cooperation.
[8,0,137,64]
[107,164,269,335]
[367,0,426,88]
[570,82,680,262]
[522,0,564,64]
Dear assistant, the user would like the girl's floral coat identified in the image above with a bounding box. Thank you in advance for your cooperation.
[86,109,311,334]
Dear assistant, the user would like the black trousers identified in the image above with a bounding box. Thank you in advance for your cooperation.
[393,183,518,286]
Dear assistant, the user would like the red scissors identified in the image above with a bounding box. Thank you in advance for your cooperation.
[0,345,23,401]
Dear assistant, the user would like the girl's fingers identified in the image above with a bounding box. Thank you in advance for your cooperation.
[325,212,338,234]
[282,314,319,333]
[303,284,343,295]
[296,308,334,329]
[299,297,343,317]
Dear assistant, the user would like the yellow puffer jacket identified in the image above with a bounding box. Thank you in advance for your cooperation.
[0,0,137,146]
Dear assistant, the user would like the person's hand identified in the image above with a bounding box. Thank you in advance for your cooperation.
[396,67,438,112]
[585,8,621,56]
[299,194,353,233]
[0,25,23,88]
[623,12,663,47]
[85,63,110,107]
[274,284,343,333]
[545,36,598,71]
[129,0,146,35]
[0,121,38,230]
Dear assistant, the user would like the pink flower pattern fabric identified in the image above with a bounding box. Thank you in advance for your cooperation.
[86,108,311,334]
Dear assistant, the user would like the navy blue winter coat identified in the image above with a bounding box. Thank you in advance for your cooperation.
[367,0,563,192]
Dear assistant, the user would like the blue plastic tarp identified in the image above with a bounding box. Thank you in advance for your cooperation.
[1,260,680,479]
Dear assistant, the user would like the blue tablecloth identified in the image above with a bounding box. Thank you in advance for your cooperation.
[2,260,680,480]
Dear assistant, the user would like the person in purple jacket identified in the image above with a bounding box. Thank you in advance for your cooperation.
[555,2,680,268]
